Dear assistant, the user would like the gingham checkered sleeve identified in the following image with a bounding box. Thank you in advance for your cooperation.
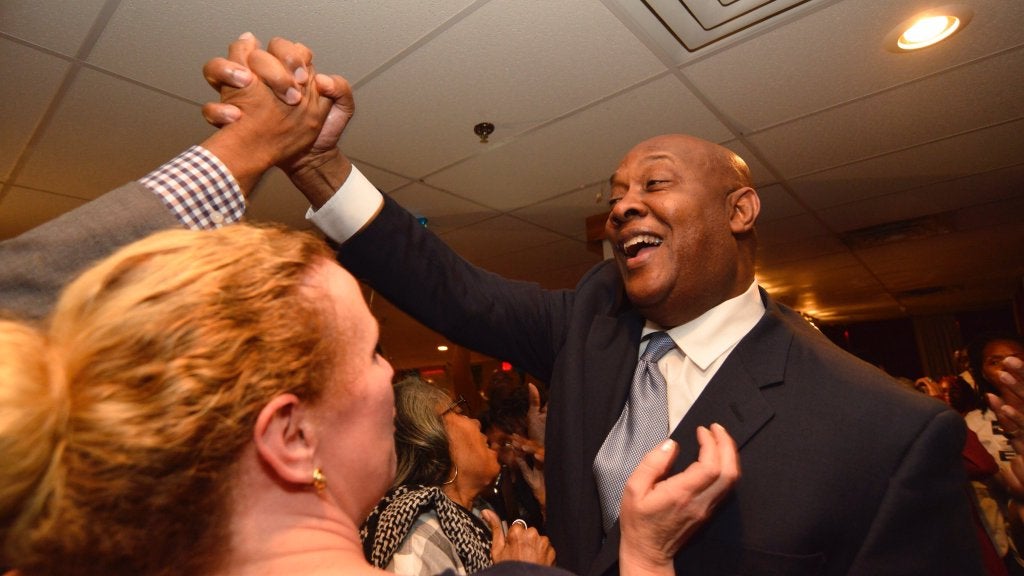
[138,145,245,230]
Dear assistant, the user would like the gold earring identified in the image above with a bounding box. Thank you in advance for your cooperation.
[312,467,327,493]
[442,465,458,485]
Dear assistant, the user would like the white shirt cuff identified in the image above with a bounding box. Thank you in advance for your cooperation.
[305,165,383,243]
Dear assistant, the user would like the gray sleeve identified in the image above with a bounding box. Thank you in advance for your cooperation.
[0,182,180,321]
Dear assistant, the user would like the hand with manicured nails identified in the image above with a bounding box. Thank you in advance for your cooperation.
[201,33,356,207]
[618,424,740,576]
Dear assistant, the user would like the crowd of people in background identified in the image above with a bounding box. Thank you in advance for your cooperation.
[910,334,1024,576]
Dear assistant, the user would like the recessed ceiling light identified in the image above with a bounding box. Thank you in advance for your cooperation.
[899,15,960,49]
[437,345,449,352]
[885,5,972,52]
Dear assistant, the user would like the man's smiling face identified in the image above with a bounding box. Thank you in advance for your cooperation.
[604,134,758,327]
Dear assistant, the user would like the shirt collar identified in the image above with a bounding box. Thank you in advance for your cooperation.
[642,282,765,370]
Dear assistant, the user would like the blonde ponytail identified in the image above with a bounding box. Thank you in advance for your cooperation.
[0,321,67,564]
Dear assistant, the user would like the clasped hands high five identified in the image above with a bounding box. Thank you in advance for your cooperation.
[202,32,353,205]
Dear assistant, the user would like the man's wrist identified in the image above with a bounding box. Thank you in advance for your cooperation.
[199,127,275,195]
[287,148,351,209]
[305,163,383,244]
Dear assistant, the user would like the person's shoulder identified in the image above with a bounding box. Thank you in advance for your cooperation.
[574,258,618,288]
[765,297,951,414]
[571,259,626,311]
[768,300,889,378]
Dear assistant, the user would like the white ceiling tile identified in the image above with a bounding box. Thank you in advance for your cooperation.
[789,119,1024,209]
[16,68,212,199]
[757,252,895,319]
[341,0,667,177]
[512,181,608,240]
[439,215,567,264]
[819,177,1024,236]
[389,182,497,235]
[756,212,830,246]
[425,74,732,211]
[0,185,87,239]
[754,183,807,223]
[722,139,776,187]
[921,164,1024,214]
[756,234,847,269]
[1,0,109,55]
[817,193,940,233]
[0,41,70,179]
[856,224,1024,292]
[85,0,479,104]
[748,47,1024,178]
[952,195,1024,232]
[682,0,1024,131]
[476,237,600,284]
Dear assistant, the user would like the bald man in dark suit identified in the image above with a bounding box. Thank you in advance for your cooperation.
[313,134,981,576]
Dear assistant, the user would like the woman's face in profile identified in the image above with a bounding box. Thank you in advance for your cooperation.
[443,401,501,485]
[305,260,397,519]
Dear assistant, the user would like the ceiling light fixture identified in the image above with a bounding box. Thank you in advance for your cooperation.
[886,5,972,52]
[899,15,959,49]
[437,345,449,352]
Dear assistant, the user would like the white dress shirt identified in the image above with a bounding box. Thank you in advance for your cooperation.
[644,281,765,431]
[307,165,383,243]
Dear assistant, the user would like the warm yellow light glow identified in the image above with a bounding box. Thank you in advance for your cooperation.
[437,345,449,352]
[897,15,960,50]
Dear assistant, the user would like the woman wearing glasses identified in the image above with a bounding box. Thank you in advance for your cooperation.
[361,377,553,575]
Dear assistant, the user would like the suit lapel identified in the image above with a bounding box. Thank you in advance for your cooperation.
[668,354,776,462]
[587,292,793,576]
[581,309,644,459]
[667,290,790,464]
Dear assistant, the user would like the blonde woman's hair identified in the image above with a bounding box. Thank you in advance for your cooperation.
[0,224,337,576]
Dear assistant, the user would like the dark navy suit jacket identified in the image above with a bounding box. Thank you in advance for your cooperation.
[340,196,984,576]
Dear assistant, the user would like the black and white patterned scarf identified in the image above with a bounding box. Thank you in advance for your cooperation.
[360,484,493,573]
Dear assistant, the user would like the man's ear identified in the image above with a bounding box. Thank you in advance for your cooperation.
[728,187,760,233]
[254,393,316,486]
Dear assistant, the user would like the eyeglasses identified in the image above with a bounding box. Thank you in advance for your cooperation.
[441,395,468,416]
